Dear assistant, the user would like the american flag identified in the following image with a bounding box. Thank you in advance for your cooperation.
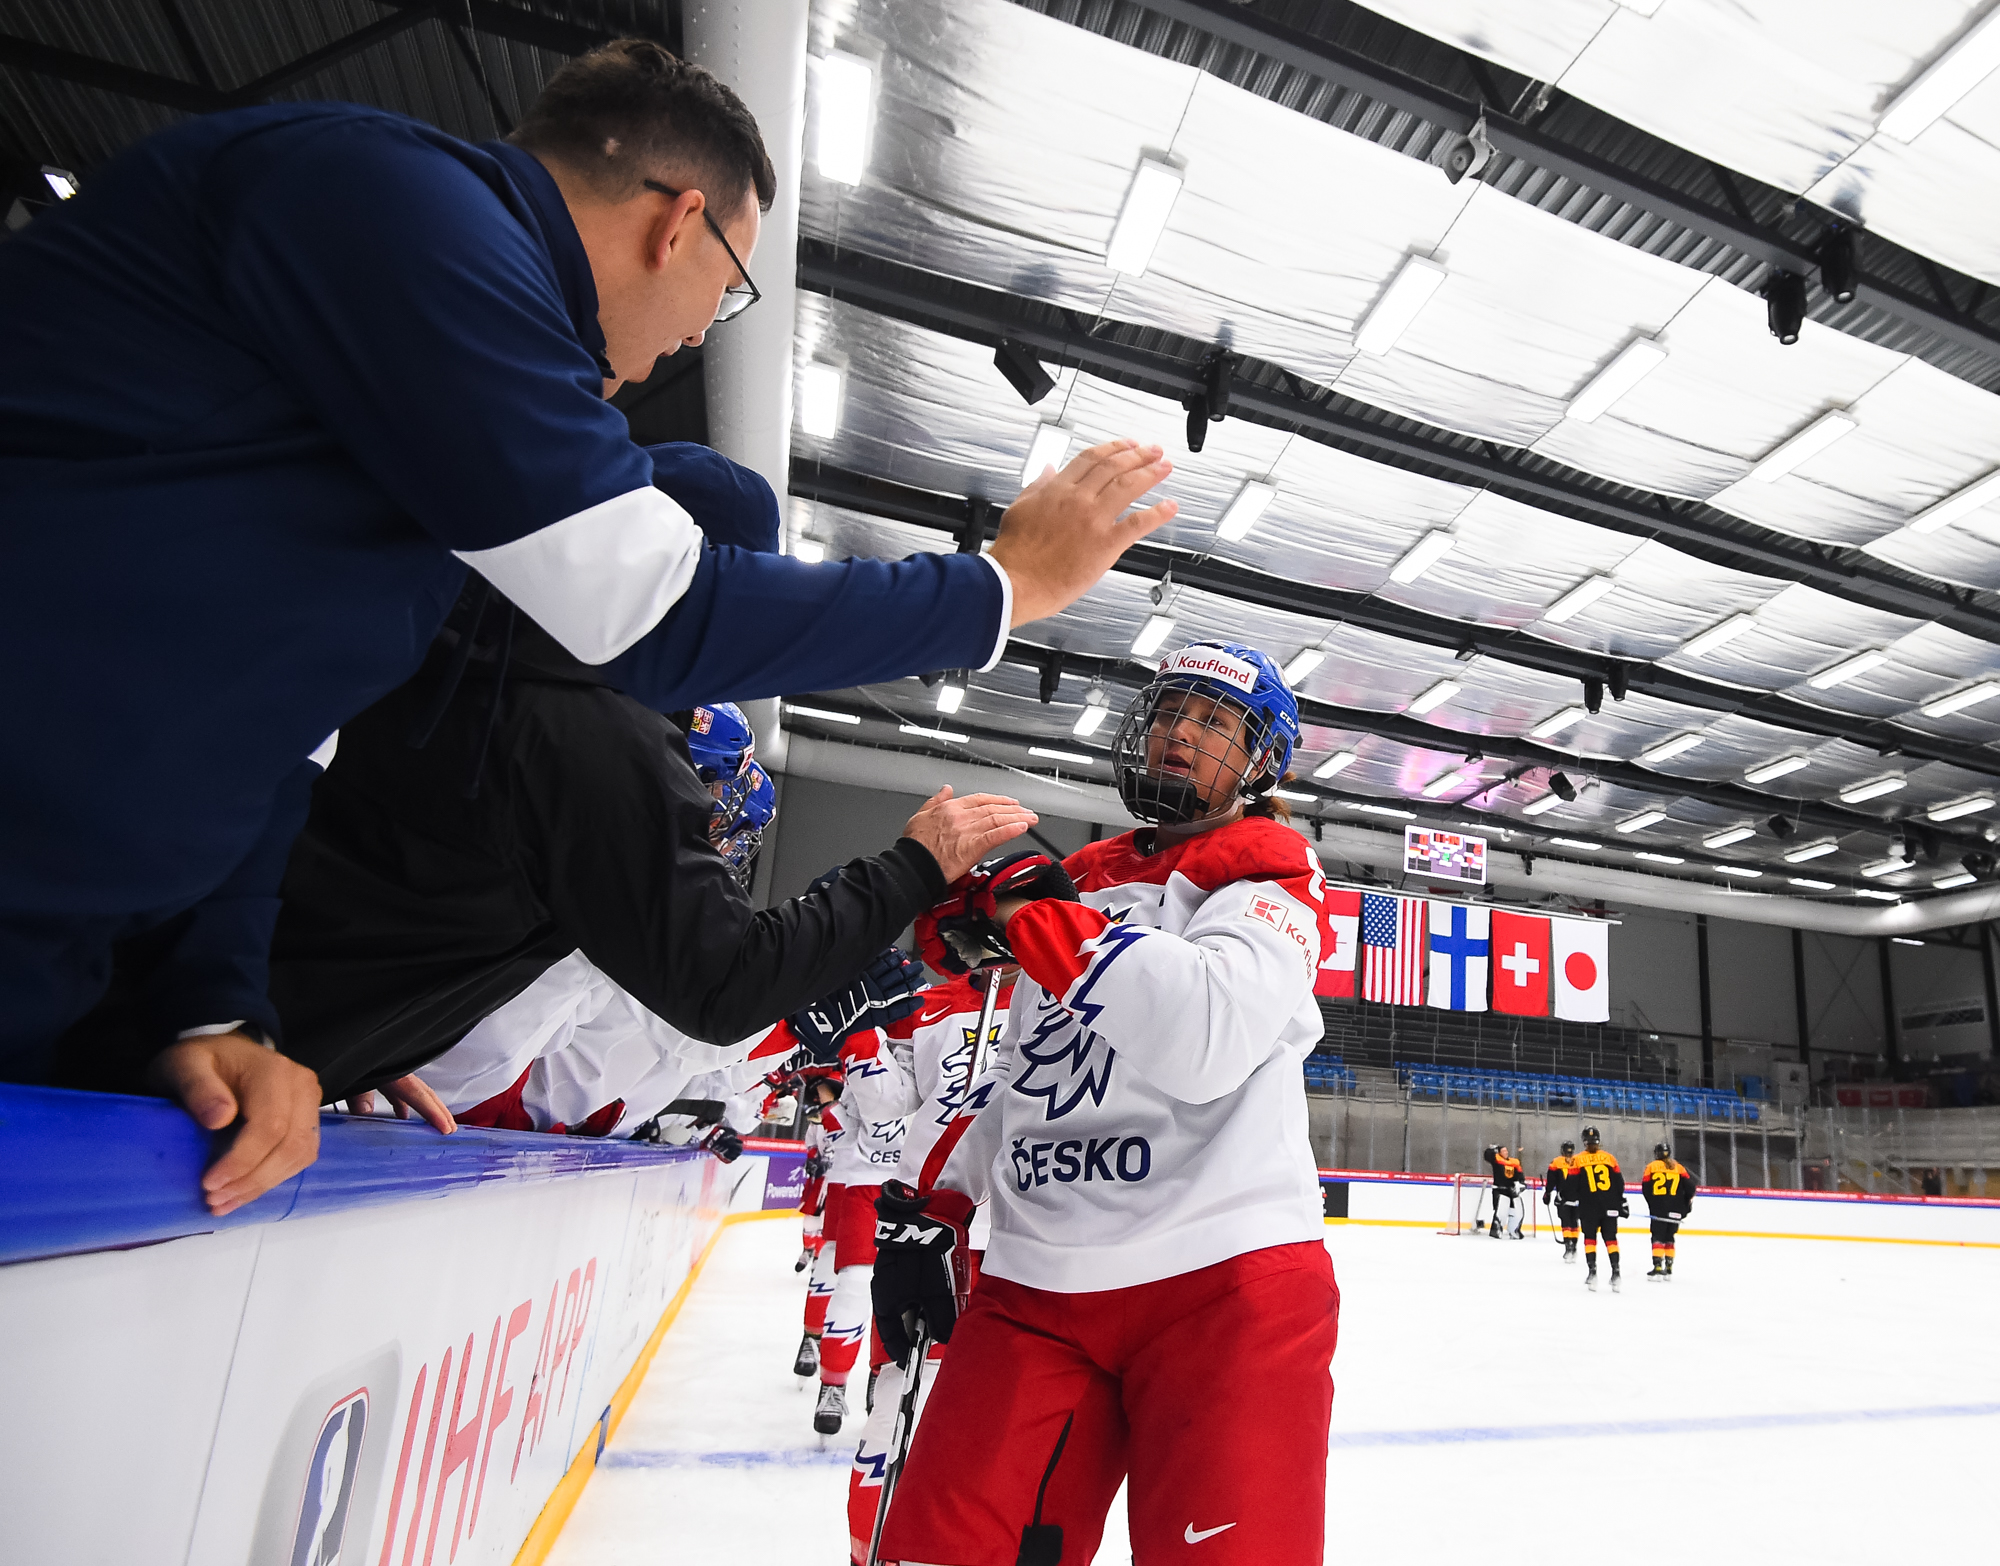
[1361,893,1428,1005]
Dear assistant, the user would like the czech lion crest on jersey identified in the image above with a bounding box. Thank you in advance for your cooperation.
[1012,992,1116,1122]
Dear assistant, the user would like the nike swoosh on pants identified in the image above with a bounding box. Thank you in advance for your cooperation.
[1185,1523,1236,1544]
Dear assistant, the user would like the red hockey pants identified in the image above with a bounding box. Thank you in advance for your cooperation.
[880,1240,1338,1566]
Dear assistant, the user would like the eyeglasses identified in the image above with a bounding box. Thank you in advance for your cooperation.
[642,179,760,324]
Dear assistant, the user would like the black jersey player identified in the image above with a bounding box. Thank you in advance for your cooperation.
[1543,1141,1580,1261]
[1483,1144,1526,1238]
[1564,1127,1626,1292]
[1640,1143,1697,1279]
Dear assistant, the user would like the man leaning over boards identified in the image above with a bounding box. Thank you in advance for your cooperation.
[0,39,1177,1213]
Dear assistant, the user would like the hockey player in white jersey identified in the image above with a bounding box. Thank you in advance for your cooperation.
[871,641,1341,1566]
[839,967,1014,1561]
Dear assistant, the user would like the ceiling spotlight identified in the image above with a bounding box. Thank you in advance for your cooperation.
[1021,421,1071,486]
[993,340,1055,405]
[935,678,967,715]
[1783,840,1838,862]
[1530,706,1588,739]
[1523,792,1565,817]
[812,52,875,185]
[1934,871,1978,890]
[1565,339,1668,424]
[1929,794,1996,822]
[791,536,827,564]
[1355,255,1449,356]
[1807,649,1888,690]
[1877,9,2000,142]
[1838,775,1906,804]
[1408,678,1460,715]
[1919,679,2000,718]
[1746,754,1811,785]
[1105,156,1185,276]
[1282,648,1325,685]
[1681,613,1756,660]
[1638,733,1704,766]
[1312,750,1357,780]
[40,166,78,200]
[1072,685,1111,737]
[1747,410,1857,482]
[1549,771,1578,803]
[1387,529,1456,584]
[1789,877,1836,890]
[1216,479,1277,543]
[1615,809,1666,833]
[1816,226,1858,304]
[1714,865,1765,878]
[1767,814,1797,840]
[1542,574,1618,624]
[1583,677,1604,715]
[1704,825,1756,849]
[1905,468,2000,535]
[1131,614,1175,658]
[797,363,844,438]
[1763,271,1808,346]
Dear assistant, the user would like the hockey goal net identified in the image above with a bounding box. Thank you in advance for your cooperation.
[1438,1174,1539,1237]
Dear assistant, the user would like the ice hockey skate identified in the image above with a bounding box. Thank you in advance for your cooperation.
[793,1332,819,1378]
[813,1382,846,1435]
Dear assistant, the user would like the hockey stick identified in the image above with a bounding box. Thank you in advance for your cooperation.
[966,967,1004,1091]
[864,1320,934,1566]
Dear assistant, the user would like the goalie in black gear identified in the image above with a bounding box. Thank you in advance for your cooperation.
[1564,1127,1626,1292]
[1641,1142,1697,1279]
[1483,1144,1526,1238]
[1544,1141,1580,1261]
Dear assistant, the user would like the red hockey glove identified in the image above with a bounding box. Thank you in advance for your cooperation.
[871,1179,976,1363]
[915,850,1079,975]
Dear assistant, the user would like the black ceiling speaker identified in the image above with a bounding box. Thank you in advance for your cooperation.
[1549,771,1578,803]
[1920,826,1942,864]
[1767,814,1795,840]
[1583,677,1604,714]
[993,339,1056,405]
[1962,851,1997,878]
[1764,271,1808,344]
[1038,649,1065,704]
[1816,225,1858,305]
[1607,662,1629,702]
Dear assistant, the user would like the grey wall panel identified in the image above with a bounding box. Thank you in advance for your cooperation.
[1888,940,1990,1061]
[1607,906,1702,1037]
[1801,932,1887,1058]
[1707,917,1802,1048]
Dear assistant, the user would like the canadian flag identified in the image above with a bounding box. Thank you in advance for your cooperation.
[1315,888,1360,999]
[1490,910,1550,1017]
[1553,918,1610,1022]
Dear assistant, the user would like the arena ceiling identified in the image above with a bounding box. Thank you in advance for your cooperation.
[11,1,2000,912]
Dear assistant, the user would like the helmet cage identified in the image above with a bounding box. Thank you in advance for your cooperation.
[1111,677,1285,827]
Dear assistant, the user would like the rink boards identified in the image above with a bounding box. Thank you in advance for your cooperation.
[0,1087,806,1566]
[1320,1168,2000,1245]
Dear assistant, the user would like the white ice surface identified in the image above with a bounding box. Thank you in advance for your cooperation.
[551,1215,2000,1566]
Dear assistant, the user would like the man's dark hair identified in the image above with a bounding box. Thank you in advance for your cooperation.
[511,38,776,215]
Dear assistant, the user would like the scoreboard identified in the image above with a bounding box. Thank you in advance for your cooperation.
[1404,825,1487,885]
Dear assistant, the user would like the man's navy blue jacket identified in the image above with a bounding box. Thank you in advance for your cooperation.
[0,104,1009,1076]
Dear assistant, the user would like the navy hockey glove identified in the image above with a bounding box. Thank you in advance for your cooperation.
[701,1125,744,1163]
[872,1179,975,1364]
[788,946,926,1063]
[803,1148,829,1182]
[916,850,1078,975]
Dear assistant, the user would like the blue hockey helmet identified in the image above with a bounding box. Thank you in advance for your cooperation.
[713,761,777,879]
[686,704,770,877]
[1111,641,1301,826]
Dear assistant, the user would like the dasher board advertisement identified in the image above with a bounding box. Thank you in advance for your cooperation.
[1404,826,1486,885]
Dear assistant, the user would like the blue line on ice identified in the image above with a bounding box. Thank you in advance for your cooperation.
[1327,1402,2000,1447]
[601,1448,853,1469]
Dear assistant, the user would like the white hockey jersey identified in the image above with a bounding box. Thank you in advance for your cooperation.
[822,1029,914,1187]
[937,815,1329,1292]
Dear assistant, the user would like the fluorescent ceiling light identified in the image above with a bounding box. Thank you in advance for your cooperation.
[1547,838,1602,851]
[1274,788,1315,803]
[1704,826,1755,848]
[1856,889,1902,901]
[1928,795,1995,822]
[1920,680,2000,718]
[791,536,827,564]
[1216,479,1277,543]
[1355,255,1449,355]
[41,167,78,200]
[1282,649,1325,686]
[1408,678,1460,715]
[1745,754,1810,785]
[1565,339,1667,424]
[1022,421,1071,486]
[1745,411,1858,484]
[1421,769,1475,799]
[1610,0,1664,15]
[1839,776,1906,804]
[813,52,874,184]
[1522,793,1565,817]
[1681,613,1756,660]
[1892,937,1926,946]
[1104,156,1184,276]
[1072,704,1109,738]
[900,723,968,743]
[1131,615,1175,658]
[1789,877,1836,890]
[1354,802,1416,818]
[1029,746,1095,765]
[1632,851,1685,864]
[1531,706,1588,739]
[1934,871,1979,890]
[1312,750,1357,780]
[935,681,966,715]
[1638,733,1704,765]
[1807,650,1888,690]
[1542,574,1618,624]
[1906,468,2000,535]
[1614,809,1665,833]
[1714,865,1764,878]
[1783,840,1838,863]
[1877,10,2000,142]
[1387,529,1455,584]
[1859,858,1908,878]
[797,364,843,438]
[785,703,860,725]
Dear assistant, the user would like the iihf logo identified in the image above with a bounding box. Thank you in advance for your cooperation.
[1012,993,1116,1121]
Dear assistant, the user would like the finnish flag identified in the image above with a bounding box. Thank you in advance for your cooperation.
[1426,902,1490,1013]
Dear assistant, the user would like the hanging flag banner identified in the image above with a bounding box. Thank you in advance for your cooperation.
[1404,826,1486,886]
[1552,917,1610,1022]
[1361,893,1427,1005]
[1426,901,1490,1012]
[1316,888,1361,999]
[1490,910,1552,1017]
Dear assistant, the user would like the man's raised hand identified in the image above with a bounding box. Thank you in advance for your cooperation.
[989,439,1177,627]
[901,786,1038,882]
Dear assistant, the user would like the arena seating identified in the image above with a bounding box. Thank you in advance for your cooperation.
[1397,1064,1760,1123]
[1303,1053,1357,1092]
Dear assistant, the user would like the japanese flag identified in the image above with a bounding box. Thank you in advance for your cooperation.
[1490,910,1551,1017]
[1552,918,1609,1022]
[1316,888,1360,999]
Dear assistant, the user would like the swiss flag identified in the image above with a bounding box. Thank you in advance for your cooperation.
[1315,888,1360,999]
[1490,910,1550,1017]
[1553,918,1610,1022]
